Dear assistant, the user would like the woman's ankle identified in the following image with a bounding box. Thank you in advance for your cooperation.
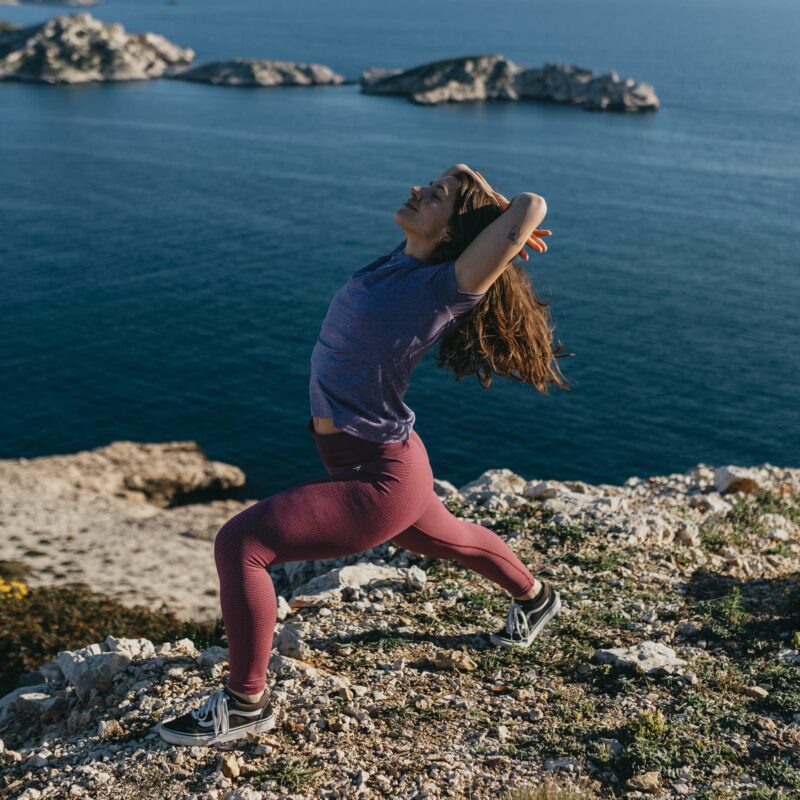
[229,686,265,704]
[514,578,542,601]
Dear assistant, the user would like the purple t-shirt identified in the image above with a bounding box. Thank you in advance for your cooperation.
[309,239,488,442]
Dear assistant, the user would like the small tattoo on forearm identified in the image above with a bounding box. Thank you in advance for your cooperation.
[507,225,521,245]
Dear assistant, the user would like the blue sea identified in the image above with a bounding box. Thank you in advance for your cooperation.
[1,0,798,497]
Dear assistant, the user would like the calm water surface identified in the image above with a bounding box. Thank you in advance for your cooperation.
[1,0,798,496]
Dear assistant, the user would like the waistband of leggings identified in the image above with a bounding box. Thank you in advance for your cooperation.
[307,416,411,454]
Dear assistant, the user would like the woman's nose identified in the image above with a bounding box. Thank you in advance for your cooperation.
[411,186,422,199]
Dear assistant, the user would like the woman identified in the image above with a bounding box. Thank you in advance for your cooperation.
[159,163,571,746]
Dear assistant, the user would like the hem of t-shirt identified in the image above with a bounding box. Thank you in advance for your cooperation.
[327,414,411,444]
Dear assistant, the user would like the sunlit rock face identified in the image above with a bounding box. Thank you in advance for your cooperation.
[0,13,194,84]
[361,54,659,112]
[171,59,346,88]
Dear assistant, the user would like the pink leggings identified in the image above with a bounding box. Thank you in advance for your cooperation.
[214,416,536,695]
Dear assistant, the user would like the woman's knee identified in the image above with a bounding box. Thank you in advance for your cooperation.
[214,514,267,572]
[214,519,239,570]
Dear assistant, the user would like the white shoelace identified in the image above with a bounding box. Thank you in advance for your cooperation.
[505,603,532,639]
[191,689,230,738]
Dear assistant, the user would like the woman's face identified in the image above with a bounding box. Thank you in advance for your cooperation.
[393,173,459,244]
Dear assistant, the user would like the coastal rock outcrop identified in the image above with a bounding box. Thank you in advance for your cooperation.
[0,439,247,621]
[14,439,246,508]
[172,59,345,87]
[1,453,798,798]
[0,12,193,83]
[361,54,659,112]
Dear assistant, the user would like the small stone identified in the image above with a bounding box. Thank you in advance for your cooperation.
[275,595,292,621]
[29,750,50,768]
[221,753,240,779]
[405,565,427,590]
[627,770,661,792]
[744,686,769,699]
[544,756,581,774]
[681,671,699,686]
[98,719,124,738]
[434,649,477,671]
[197,646,229,668]
[676,621,701,636]
[598,737,623,757]
[273,624,310,660]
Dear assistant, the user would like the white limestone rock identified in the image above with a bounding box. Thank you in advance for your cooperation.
[405,565,427,590]
[433,477,461,498]
[56,645,131,701]
[361,54,659,112]
[196,646,228,668]
[172,59,345,87]
[104,636,156,660]
[457,468,528,509]
[289,562,406,608]
[687,492,732,514]
[0,13,194,84]
[273,623,310,660]
[592,641,687,677]
[524,480,559,499]
[0,685,49,727]
[713,465,764,495]
[276,594,292,621]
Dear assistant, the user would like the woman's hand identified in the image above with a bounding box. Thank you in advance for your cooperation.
[472,169,551,260]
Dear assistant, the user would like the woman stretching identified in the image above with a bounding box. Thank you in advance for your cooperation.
[159,163,571,746]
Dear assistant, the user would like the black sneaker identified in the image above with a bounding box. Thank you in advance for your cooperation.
[158,686,276,746]
[489,581,562,648]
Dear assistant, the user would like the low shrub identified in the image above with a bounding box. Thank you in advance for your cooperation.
[0,582,224,696]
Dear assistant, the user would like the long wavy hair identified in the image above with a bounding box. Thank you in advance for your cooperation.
[425,170,573,392]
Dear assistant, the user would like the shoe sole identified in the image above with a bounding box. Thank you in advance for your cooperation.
[157,711,276,746]
[489,591,562,649]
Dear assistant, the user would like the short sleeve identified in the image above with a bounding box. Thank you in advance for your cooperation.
[425,259,488,318]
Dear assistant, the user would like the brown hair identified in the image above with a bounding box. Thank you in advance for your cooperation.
[426,170,573,392]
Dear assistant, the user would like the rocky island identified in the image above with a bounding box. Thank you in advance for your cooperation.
[0,12,193,83]
[361,55,659,112]
[1,438,798,798]
[0,17,657,114]
[172,59,345,88]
